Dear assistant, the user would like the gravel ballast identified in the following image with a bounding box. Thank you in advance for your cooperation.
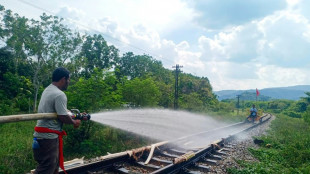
[208,115,275,173]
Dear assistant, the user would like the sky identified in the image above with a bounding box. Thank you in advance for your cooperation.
[1,0,310,91]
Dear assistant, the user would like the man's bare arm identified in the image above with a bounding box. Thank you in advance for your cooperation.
[58,115,81,128]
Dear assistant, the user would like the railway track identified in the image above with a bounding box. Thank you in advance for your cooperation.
[56,113,272,174]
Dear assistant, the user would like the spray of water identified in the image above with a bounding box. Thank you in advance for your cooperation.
[91,108,229,142]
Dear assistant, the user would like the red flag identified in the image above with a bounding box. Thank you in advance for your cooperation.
[256,88,260,96]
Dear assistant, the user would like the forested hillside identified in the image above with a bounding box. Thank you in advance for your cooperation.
[215,85,310,101]
[0,5,218,115]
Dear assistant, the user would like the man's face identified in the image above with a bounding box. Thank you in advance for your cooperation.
[61,76,70,91]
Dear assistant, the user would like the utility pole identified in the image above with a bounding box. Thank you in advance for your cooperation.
[236,95,241,115]
[173,64,182,110]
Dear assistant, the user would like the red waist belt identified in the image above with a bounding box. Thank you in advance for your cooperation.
[34,127,67,174]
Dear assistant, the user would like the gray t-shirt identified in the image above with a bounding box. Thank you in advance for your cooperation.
[33,84,68,139]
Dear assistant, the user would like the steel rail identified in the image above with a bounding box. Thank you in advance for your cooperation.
[58,121,246,173]
[151,113,272,174]
[57,113,272,174]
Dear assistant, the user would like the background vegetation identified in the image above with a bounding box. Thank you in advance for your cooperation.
[0,4,310,174]
[223,94,310,173]
[228,115,310,173]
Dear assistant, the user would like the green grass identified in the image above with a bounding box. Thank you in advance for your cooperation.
[0,120,153,174]
[228,114,310,174]
[0,121,37,174]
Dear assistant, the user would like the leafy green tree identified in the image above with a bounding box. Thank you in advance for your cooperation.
[179,93,204,111]
[301,92,310,104]
[0,48,15,79]
[302,107,310,124]
[1,9,28,74]
[300,92,310,123]
[179,73,217,110]
[0,11,82,112]
[0,72,33,114]
[157,81,173,108]
[121,77,161,107]
[66,69,109,112]
[79,34,119,78]
[25,14,81,111]
[295,101,307,112]
[101,71,124,108]
[117,52,163,79]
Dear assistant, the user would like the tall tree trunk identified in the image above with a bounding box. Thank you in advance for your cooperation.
[33,81,39,113]
[33,56,42,113]
[33,70,39,113]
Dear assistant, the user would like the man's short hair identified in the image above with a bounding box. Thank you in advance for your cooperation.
[52,67,70,82]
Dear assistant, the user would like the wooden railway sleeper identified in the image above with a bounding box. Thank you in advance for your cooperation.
[116,167,130,174]
[214,150,227,156]
[159,151,180,158]
[208,154,222,160]
[193,162,210,172]
[201,157,218,165]
[181,167,202,174]
[205,152,222,160]
[169,148,189,155]
[151,157,173,164]
[135,161,161,170]
[218,147,231,152]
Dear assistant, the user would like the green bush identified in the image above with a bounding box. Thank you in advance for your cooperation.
[228,115,310,173]
[302,107,310,124]
[282,110,302,118]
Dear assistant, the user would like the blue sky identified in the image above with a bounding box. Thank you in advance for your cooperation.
[1,0,310,91]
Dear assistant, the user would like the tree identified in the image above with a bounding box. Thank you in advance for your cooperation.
[0,48,33,114]
[157,81,174,108]
[1,9,29,74]
[117,52,163,79]
[79,34,119,78]
[121,77,161,107]
[301,92,310,104]
[66,69,109,112]
[179,93,204,111]
[25,14,82,111]
[179,73,217,110]
[302,107,310,124]
[101,71,123,108]
[0,48,14,80]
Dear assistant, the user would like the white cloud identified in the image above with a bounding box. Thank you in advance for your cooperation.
[257,65,310,87]
[56,3,310,90]
[191,61,259,90]
[189,0,287,29]
[3,0,310,90]
[286,0,300,7]
[191,5,310,90]
[198,9,310,66]
[176,41,190,50]
[57,6,86,21]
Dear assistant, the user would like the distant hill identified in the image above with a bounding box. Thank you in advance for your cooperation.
[214,85,310,101]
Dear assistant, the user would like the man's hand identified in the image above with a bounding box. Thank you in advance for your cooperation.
[73,120,81,129]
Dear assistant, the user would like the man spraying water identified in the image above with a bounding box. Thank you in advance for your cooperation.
[33,67,81,174]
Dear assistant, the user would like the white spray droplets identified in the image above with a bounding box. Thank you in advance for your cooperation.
[91,109,228,141]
